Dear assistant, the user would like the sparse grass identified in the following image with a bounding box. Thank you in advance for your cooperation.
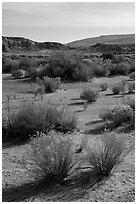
[2,101,77,142]
[100,82,108,91]
[31,131,80,183]
[80,88,98,103]
[85,134,126,177]
[128,82,135,94]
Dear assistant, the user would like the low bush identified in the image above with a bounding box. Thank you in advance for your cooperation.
[2,101,77,142]
[128,82,135,93]
[42,76,61,93]
[99,108,112,122]
[73,63,92,82]
[93,64,108,77]
[2,58,19,73]
[31,131,80,183]
[99,105,134,127]
[85,134,126,177]
[126,98,135,111]
[112,85,121,95]
[100,82,108,91]
[80,88,98,103]
[129,72,135,80]
[11,69,28,79]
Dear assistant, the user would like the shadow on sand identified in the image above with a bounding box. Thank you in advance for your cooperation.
[2,171,104,202]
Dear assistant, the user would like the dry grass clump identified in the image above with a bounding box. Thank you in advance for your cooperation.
[99,105,134,127]
[80,88,98,103]
[31,131,80,183]
[126,98,135,111]
[2,101,77,142]
[100,82,108,91]
[112,84,121,95]
[42,76,61,93]
[85,134,126,177]
[128,82,135,94]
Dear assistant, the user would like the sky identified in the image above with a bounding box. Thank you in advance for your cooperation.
[2,2,135,43]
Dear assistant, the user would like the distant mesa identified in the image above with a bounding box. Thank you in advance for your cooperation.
[2,34,135,53]
[66,34,135,48]
[2,36,65,52]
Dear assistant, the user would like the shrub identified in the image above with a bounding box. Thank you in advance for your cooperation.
[126,98,135,111]
[93,64,109,77]
[112,85,121,95]
[102,53,114,60]
[30,131,80,183]
[128,82,135,93]
[73,63,92,82]
[99,108,112,122]
[47,51,81,81]
[2,101,77,142]
[80,88,98,103]
[11,69,28,79]
[108,62,130,76]
[129,72,135,80]
[19,57,37,71]
[100,82,108,91]
[2,58,19,73]
[85,134,125,177]
[116,62,129,75]
[99,105,134,127]
[119,81,126,97]
[42,76,61,93]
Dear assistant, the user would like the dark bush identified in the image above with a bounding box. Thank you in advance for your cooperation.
[2,58,19,73]
[80,88,98,103]
[3,101,77,142]
[42,76,61,93]
[102,53,114,60]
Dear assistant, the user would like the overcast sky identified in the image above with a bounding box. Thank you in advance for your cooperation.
[2,2,135,43]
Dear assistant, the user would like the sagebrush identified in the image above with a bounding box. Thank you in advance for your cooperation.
[80,88,98,103]
[2,101,77,142]
[85,134,126,177]
[31,131,80,183]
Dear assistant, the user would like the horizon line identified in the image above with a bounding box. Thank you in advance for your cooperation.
[2,33,135,44]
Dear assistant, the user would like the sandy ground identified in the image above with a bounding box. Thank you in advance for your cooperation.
[2,75,135,202]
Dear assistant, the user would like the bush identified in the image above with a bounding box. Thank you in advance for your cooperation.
[30,131,80,183]
[129,72,135,80]
[85,134,125,177]
[2,58,19,73]
[99,105,134,127]
[11,69,28,79]
[115,62,129,75]
[42,76,61,93]
[100,82,108,91]
[73,63,92,82]
[102,53,114,60]
[112,85,121,95]
[93,64,109,77]
[126,98,135,111]
[128,82,135,93]
[19,57,37,71]
[108,62,130,76]
[46,51,81,81]
[99,108,112,122]
[80,88,98,103]
[2,101,77,142]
